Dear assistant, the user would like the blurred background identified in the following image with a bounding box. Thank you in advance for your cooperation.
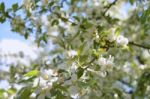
[0,0,150,99]
[0,0,136,90]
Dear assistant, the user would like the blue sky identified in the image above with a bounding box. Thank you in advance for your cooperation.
[0,0,27,42]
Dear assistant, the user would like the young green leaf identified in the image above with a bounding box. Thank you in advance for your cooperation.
[24,70,39,77]
[77,67,84,79]
[12,3,18,12]
[0,2,5,12]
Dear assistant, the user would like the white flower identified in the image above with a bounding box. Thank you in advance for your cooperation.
[139,64,147,70]
[94,1,99,6]
[98,55,114,71]
[71,73,77,82]
[67,50,78,57]
[106,28,116,42]
[98,57,107,66]
[116,35,128,46]
[68,86,80,99]
[106,55,114,66]
[95,31,99,41]
[41,14,50,26]
[37,89,51,99]
[70,62,78,73]
[33,73,58,99]
[107,32,116,42]
[33,69,58,97]
[142,50,150,59]
[41,69,54,80]
[22,0,33,12]
[30,93,36,98]
[99,71,107,77]
[81,71,89,80]
[123,62,131,73]
[33,78,39,87]
[71,93,80,99]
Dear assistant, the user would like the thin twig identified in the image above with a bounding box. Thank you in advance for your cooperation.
[83,58,96,69]
[103,0,118,14]
[129,42,150,50]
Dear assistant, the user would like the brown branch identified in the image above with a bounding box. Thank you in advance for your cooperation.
[103,0,118,14]
[129,42,150,50]
[83,57,96,69]
[100,41,150,50]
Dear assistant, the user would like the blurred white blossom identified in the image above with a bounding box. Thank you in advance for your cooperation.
[68,86,80,99]
[33,69,58,98]
[94,0,100,6]
[67,50,78,57]
[98,55,114,71]
[70,62,78,73]
[123,62,132,73]
[22,0,33,12]
[139,64,147,70]
[98,56,107,66]
[116,35,129,46]
[106,28,116,42]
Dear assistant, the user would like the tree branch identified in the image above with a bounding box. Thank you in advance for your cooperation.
[129,42,150,50]
[103,0,118,14]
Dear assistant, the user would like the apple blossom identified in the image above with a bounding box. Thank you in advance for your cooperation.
[98,56,107,66]
[67,50,78,58]
[116,35,129,46]
[68,86,80,99]
[1,0,150,98]
[106,28,117,42]
[107,32,116,42]
[98,55,114,71]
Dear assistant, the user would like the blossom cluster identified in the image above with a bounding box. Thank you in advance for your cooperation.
[106,28,129,46]
[31,69,58,99]
[98,55,114,72]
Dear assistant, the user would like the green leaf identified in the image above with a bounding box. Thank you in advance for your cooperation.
[115,27,120,36]
[0,16,6,23]
[18,76,36,83]
[51,19,59,26]
[73,16,80,22]
[37,39,41,47]
[61,17,68,22]
[57,85,68,92]
[85,22,93,29]
[77,67,84,79]
[12,3,18,12]
[77,81,89,88]
[0,2,5,12]
[43,33,48,44]
[25,32,29,39]
[0,89,5,95]
[24,70,39,77]
[48,1,54,8]
[129,0,134,5]
[135,68,150,97]
[57,69,68,73]
[35,0,40,3]
[71,0,77,5]
[26,10,31,17]
[7,88,16,95]
[17,86,34,99]
[81,19,93,29]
